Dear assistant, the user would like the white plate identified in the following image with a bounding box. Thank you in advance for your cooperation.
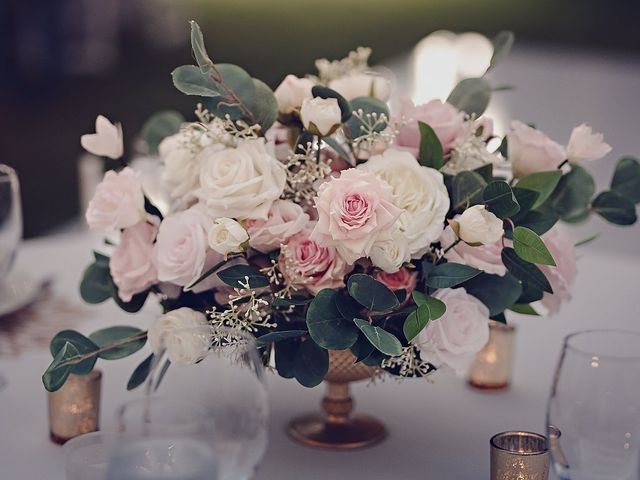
[0,270,43,318]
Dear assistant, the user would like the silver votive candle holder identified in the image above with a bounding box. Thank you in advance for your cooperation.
[48,370,102,444]
[468,321,515,390]
[490,431,550,480]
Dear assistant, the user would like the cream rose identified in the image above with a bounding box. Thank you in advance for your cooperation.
[414,287,490,373]
[80,114,123,159]
[85,167,146,233]
[508,121,565,178]
[328,72,390,101]
[300,97,342,137]
[274,75,314,114]
[369,229,411,273]
[196,139,286,220]
[439,225,506,276]
[456,205,504,245]
[310,168,403,264]
[110,220,158,302]
[148,308,211,365]
[246,200,309,253]
[566,123,611,163]
[208,218,248,255]
[359,149,449,258]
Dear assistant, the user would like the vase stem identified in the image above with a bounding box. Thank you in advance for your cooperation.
[323,382,352,424]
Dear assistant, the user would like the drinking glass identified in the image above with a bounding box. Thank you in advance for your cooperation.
[0,164,22,281]
[547,329,640,480]
[115,326,269,480]
[64,431,117,480]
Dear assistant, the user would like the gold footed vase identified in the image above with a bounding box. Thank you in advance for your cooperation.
[287,349,387,450]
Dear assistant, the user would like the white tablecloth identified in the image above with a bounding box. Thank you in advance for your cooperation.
[2,44,640,479]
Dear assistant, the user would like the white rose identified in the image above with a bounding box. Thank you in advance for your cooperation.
[300,97,342,136]
[328,73,390,101]
[148,308,211,365]
[566,123,612,163]
[274,75,314,114]
[80,115,123,159]
[456,205,503,245]
[196,139,286,220]
[359,149,450,258]
[85,167,146,233]
[414,288,490,373]
[369,229,411,273]
[208,218,248,255]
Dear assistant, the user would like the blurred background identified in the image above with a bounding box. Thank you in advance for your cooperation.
[2,0,640,238]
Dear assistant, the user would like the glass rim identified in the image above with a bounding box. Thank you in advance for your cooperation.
[564,329,640,361]
[490,431,548,455]
[0,164,17,182]
[62,430,119,453]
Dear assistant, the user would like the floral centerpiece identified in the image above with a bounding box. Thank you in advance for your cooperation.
[43,23,639,401]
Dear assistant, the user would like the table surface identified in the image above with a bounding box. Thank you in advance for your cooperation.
[2,44,640,480]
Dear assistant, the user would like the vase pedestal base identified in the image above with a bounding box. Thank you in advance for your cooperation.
[288,413,386,450]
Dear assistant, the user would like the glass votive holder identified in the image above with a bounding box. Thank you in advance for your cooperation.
[49,370,102,444]
[490,431,550,480]
[468,321,515,390]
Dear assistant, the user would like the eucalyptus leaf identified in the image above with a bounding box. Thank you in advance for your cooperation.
[513,226,556,266]
[217,265,270,289]
[43,341,80,392]
[447,77,492,116]
[140,111,185,154]
[345,96,389,139]
[255,330,308,348]
[452,171,487,209]
[483,181,520,218]
[509,304,539,315]
[591,191,637,225]
[515,170,562,209]
[403,305,430,341]
[417,122,444,170]
[80,262,112,304]
[474,163,494,183]
[250,78,278,131]
[206,64,256,121]
[171,65,222,97]
[353,319,403,356]
[306,289,359,350]
[464,273,523,316]
[322,136,353,166]
[50,330,99,375]
[550,164,595,221]
[611,156,640,204]
[511,188,539,221]
[112,286,149,313]
[350,333,375,363]
[515,210,559,236]
[293,340,329,388]
[127,354,154,391]
[89,326,146,360]
[488,31,515,72]
[189,20,213,72]
[426,263,482,288]
[501,248,552,293]
[412,291,446,319]
[347,274,399,312]
[275,338,299,379]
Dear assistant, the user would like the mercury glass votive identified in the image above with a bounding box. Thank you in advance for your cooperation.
[468,321,515,390]
[49,370,102,444]
[490,431,550,480]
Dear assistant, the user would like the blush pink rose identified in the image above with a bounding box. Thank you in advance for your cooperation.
[393,97,466,155]
[110,220,158,302]
[415,287,490,373]
[439,225,507,276]
[375,268,417,293]
[539,228,577,315]
[86,167,146,233]
[280,226,353,295]
[153,206,212,287]
[508,121,566,178]
[246,200,309,253]
[310,168,403,264]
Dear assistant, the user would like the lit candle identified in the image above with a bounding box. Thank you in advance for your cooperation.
[468,321,515,390]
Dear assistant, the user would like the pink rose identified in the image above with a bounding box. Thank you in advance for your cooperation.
[153,206,212,287]
[415,287,490,373]
[280,226,353,295]
[265,122,291,162]
[375,268,417,293]
[310,168,403,264]
[566,123,611,163]
[246,200,309,254]
[439,225,506,276]
[539,228,577,315]
[110,220,158,302]
[86,167,146,233]
[508,121,565,178]
[393,97,466,155]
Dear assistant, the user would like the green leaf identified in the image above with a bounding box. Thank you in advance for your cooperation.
[464,273,523,316]
[513,226,556,266]
[591,191,637,225]
[426,263,482,288]
[353,319,403,356]
[89,326,146,360]
[322,136,353,166]
[127,354,155,391]
[217,265,270,289]
[417,121,444,170]
[412,291,446,319]
[515,210,558,236]
[496,136,508,157]
[171,65,222,97]
[509,304,539,315]
[112,287,149,313]
[403,305,430,341]
[611,156,640,204]
[518,282,544,304]
[50,330,99,375]
[206,64,256,121]
[345,96,389,139]
[550,164,595,221]
[272,296,313,307]
[501,248,552,293]
[515,170,562,210]
[79,262,112,304]
[189,20,213,73]
[141,111,185,154]
[483,181,520,218]
[43,341,80,392]
[511,188,539,221]
[474,163,494,183]
[350,333,375,363]
[575,233,599,247]
[487,30,515,72]
[361,349,385,367]
[249,78,278,131]
[306,289,359,350]
[275,338,299,379]
[312,85,351,122]
[255,330,308,348]
[293,340,329,388]
[347,274,399,312]
[453,171,487,209]
[447,77,492,116]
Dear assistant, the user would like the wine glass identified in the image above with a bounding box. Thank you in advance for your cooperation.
[547,329,640,480]
[0,164,22,281]
[115,326,269,480]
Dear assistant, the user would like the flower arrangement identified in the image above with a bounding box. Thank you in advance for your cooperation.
[43,23,639,392]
